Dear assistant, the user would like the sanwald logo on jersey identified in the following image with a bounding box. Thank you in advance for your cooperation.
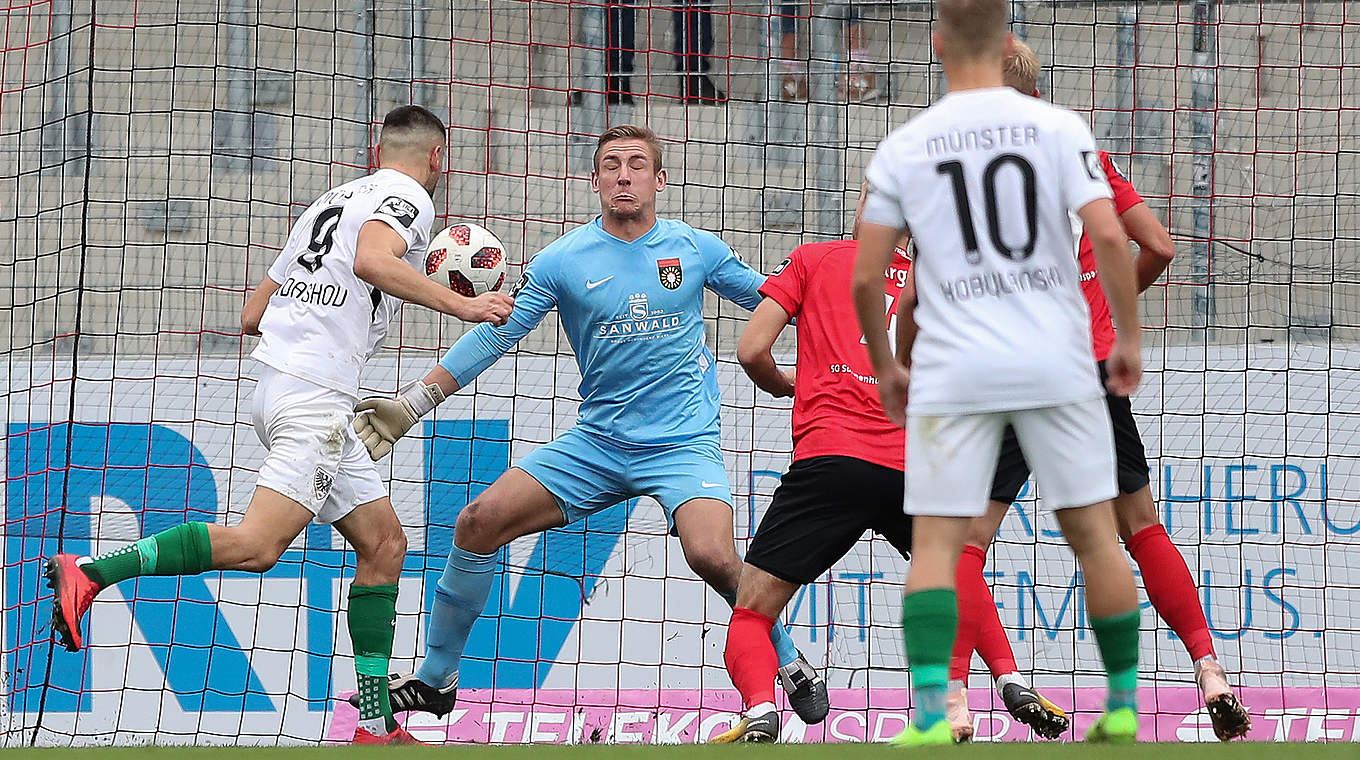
[939,265,1066,303]
[278,276,350,307]
[628,292,649,320]
[597,292,684,341]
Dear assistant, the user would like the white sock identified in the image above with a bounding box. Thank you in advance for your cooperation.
[357,716,388,735]
[748,701,777,718]
[1194,655,1220,668]
[996,672,1028,695]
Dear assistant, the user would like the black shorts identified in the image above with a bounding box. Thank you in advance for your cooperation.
[989,360,1151,504]
[745,456,912,585]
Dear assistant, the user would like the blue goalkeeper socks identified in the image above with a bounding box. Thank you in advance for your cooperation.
[769,618,799,668]
[416,543,498,688]
[718,589,800,668]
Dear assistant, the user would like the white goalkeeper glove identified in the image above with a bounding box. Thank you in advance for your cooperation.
[353,381,446,461]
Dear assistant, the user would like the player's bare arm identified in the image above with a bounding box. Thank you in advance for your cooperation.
[1079,198,1142,396]
[1120,202,1177,292]
[737,298,796,398]
[240,275,280,336]
[894,262,918,367]
[853,220,910,427]
[354,220,513,325]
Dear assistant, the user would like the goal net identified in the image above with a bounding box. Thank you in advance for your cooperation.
[2,0,1356,746]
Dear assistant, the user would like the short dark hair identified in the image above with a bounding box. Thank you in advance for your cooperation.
[593,124,663,173]
[382,104,446,136]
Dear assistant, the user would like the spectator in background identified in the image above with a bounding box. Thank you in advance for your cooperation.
[606,1,727,104]
[777,2,880,103]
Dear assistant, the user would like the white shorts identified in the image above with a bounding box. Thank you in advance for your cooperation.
[251,366,386,524]
[905,398,1117,517]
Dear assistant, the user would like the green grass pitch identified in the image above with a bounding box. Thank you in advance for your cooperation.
[4,744,1355,758]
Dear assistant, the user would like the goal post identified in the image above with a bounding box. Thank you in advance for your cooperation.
[1,0,1357,746]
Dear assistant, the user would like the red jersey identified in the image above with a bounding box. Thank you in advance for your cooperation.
[1078,150,1145,361]
[759,240,911,471]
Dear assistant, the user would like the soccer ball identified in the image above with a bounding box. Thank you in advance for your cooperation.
[424,223,507,297]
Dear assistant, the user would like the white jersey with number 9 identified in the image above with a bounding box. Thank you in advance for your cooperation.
[252,169,434,398]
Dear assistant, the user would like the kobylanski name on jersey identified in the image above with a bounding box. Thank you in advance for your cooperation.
[278,276,350,307]
[926,124,1039,158]
[939,264,1066,303]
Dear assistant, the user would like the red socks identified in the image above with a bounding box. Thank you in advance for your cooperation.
[950,544,1018,681]
[1127,523,1216,661]
[947,525,1215,684]
[725,607,778,710]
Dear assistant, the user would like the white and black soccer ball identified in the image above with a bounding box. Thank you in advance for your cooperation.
[424,223,507,297]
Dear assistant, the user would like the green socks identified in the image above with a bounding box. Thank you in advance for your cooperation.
[349,583,399,734]
[79,522,214,586]
[902,589,957,730]
[1092,609,1140,712]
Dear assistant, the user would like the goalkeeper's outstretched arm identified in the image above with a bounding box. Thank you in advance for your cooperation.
[354,260,558,460]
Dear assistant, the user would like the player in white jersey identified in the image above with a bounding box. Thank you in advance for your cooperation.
[45,105,514,746]
[852,0,1144,746]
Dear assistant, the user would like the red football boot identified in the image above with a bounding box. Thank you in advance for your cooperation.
[351,726,426,745]
[45,554,102,652]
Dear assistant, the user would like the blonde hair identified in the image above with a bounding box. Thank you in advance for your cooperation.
[593,124,664,173]
[1004,39,1042,95]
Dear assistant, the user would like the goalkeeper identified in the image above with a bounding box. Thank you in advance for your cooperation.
[352,124,830,725]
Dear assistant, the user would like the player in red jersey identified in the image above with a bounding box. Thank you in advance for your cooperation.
[946,40,1252,742]
[713,190,1064,743]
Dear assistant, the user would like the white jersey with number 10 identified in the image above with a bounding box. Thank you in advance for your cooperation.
[252,168,434,398]
[863,86,1114,416]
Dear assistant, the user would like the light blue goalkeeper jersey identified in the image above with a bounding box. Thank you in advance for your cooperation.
[439,216,764,445]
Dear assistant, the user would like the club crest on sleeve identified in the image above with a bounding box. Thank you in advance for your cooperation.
[1081,151,1103,181]
[657,257,683,290]
[377,196,419,228]
[313,467,334,503]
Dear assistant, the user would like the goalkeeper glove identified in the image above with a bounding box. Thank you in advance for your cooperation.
[354,381,446,461]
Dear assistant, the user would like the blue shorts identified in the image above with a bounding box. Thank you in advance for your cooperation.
[515,426,733,528]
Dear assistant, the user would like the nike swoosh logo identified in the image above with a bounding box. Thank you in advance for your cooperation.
[700,481,725,489]
[585,276,614,289]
